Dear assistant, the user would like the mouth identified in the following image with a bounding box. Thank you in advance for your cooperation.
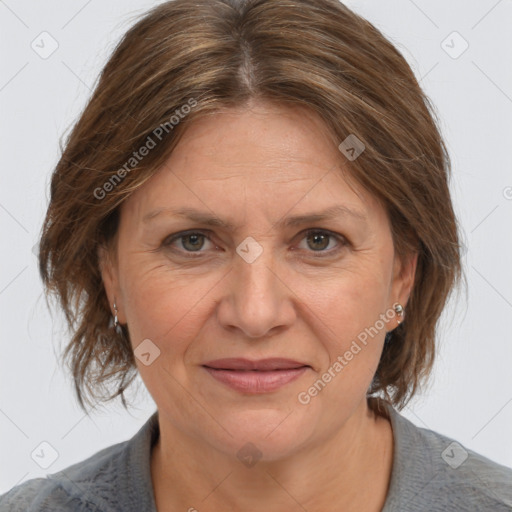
[202,358,311,393]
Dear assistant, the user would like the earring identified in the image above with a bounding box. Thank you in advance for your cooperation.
[113,301,123,336]
[394,303,404,325]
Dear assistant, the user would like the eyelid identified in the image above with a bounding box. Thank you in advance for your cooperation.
[162,228,348,256]
[295,228,348,255]
[163,229,217,253]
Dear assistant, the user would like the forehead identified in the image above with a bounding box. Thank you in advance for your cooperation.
[121,101,381,225]
[168,101,339,172]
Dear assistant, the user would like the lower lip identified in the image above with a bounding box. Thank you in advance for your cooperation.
[203,366,308,393]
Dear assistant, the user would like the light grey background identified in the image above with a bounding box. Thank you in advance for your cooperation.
[1,0,511,493]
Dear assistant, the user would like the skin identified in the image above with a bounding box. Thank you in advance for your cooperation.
[99,99,417,512]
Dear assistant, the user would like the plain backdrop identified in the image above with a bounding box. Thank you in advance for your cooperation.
[1,0,511,494]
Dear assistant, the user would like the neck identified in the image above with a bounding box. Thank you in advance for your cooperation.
[151,398,394,512]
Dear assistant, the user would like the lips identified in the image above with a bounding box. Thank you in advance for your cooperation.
[202,358,310,393]
[202,358,309,371]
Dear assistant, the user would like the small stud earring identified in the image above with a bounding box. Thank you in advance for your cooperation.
[113,301,123,335]
[394,303,404,325]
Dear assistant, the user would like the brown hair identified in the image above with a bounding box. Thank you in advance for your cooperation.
[39,0,461,412]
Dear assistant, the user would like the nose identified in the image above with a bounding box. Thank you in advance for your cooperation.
[216,241,296,339]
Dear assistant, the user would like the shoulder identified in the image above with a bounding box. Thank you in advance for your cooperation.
[381,402,512,511]
[0,411,159,512]
[0,441,128,512]
[0,478,51,512]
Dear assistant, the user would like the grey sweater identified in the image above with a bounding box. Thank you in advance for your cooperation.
[1,403,511,511]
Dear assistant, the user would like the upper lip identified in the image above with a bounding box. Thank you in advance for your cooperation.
[202,358,310,371]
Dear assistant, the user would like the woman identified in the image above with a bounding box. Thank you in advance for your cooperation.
[1,0,511,510]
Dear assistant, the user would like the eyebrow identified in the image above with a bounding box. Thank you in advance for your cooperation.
[142,204,367,229]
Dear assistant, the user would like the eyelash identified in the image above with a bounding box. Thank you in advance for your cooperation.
[162,229,348,258]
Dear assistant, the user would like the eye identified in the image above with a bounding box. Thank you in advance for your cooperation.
[295,229,346,256]
[162,228,347,258]
[163,231,215,255]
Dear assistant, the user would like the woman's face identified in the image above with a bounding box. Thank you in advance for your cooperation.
[101,100,415,460]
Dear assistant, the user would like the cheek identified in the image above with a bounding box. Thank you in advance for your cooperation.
[310,262,392,342]
[119,260,221,351]
[303,263,392,392]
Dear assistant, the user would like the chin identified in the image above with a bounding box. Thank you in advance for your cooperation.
[208,407,317,463]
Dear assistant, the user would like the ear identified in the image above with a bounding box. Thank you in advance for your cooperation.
[97,244,126,323]
[390,250,418,310]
